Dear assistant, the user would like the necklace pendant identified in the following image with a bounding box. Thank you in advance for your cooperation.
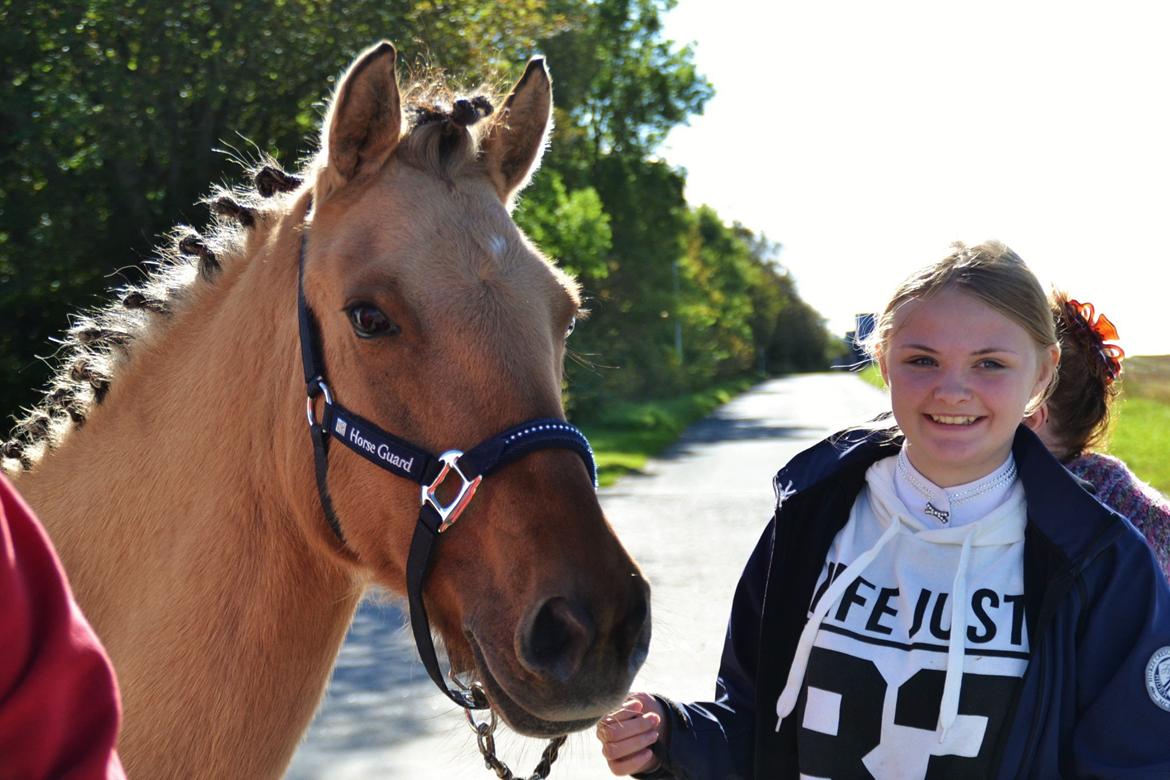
[924,502,950,523]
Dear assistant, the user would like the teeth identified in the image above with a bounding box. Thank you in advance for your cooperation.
[930,414,978,425]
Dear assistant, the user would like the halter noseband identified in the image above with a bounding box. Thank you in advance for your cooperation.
[297,232,597,709]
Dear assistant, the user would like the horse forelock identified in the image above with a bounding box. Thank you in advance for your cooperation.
[394,120,483,183]
[308,74,496,208]
[393,74,507,180]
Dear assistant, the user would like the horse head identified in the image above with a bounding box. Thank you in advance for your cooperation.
[296,42,650,736]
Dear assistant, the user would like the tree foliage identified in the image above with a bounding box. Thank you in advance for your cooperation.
[1,0,841,421]
[518,0,844,412]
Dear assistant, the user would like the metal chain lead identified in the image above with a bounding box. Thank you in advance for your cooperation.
[465,684,567,780]
[474,726,566,780]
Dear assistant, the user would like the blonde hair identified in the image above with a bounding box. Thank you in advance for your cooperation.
[862,241,1060,412]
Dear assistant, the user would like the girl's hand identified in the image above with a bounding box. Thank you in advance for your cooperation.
[595,693,665,776]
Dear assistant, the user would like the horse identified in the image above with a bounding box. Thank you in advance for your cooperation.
[4,41,651,779]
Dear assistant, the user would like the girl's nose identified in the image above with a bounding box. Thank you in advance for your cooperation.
[933,372,971,404]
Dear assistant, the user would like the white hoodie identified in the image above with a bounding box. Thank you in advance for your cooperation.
[774,452,1029,779]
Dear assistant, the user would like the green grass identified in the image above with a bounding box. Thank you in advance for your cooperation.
[1120,355,1170,405]
[577,377,758,486]
[1109,355,1170,492]
[1110,397,1170,493]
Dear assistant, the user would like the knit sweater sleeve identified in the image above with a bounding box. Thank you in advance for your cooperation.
[1067,453,1170,580]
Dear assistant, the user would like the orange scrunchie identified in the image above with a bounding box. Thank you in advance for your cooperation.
[1066,299,1125,383]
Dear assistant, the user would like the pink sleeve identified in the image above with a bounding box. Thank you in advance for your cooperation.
[0,476,126,779]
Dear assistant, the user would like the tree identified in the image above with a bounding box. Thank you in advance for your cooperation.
[520,0,715,410]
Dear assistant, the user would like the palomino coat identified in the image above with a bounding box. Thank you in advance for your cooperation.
[643,426,1170,779]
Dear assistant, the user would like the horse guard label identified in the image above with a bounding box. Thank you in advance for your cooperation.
[1146,646,1170,712]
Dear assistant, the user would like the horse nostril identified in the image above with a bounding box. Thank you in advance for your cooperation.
[520,597,595,683]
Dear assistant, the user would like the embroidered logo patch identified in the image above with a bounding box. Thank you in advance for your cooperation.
[1146,646,1170,712]
[334,418,348,437]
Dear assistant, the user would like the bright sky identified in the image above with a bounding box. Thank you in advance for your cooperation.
[660,0,1169,356]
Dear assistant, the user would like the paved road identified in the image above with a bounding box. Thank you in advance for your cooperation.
[287,373,889,779]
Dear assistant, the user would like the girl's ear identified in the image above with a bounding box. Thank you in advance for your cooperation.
[1023,400,1065,458]
[877,350,890,387]
[1023,403,1048,433]
[1032,344,1061,400]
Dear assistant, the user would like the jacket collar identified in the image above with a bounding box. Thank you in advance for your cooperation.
[1011,424,1123,570]
[771,424,902,509]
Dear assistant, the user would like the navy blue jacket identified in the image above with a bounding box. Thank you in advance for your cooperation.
[645,426,1170,779]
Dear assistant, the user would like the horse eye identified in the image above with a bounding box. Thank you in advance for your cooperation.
[565,316,576,339]
[347,304,399,338]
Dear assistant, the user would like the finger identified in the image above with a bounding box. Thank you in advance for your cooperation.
[597,710,660,744]
[595,697,645,738]
[607,747,659,777]
[632,692,665,720]
[600,714,661,761]
[609,696,646,720]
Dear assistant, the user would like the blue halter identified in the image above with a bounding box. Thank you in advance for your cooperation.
[297,233,597,709]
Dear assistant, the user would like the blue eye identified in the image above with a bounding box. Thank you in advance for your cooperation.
[908,356,936,367]
[978,359,1006,370]
[347,304,400,338]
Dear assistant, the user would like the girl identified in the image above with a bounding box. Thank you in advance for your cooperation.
[1025,292,1170,578]
[596,242,1170,778]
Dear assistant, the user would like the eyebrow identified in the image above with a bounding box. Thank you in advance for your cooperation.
[899,343,1021,356]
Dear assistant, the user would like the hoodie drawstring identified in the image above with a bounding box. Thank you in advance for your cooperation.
[938,531,974,742]
[775,520,901,732]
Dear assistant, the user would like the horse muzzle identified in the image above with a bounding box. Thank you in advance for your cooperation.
[465,575,651,736]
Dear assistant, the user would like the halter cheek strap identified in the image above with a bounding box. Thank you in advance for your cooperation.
[298,234,597,708]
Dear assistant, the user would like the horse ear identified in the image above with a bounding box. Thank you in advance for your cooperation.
[482,58,552,205]
[318,41,401,200]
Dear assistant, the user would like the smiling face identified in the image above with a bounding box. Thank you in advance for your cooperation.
[879,287,1059,486]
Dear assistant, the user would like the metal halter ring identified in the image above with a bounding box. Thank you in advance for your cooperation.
[421,450,483,533]
[463,684,498,735]
[304,378,335,428]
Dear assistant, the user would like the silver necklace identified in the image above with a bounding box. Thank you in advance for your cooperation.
[897,453,1016,524]
[947,463,1018,504]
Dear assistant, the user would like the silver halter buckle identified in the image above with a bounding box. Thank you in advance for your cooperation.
[421,450,483,533]
[304,379,334,428]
